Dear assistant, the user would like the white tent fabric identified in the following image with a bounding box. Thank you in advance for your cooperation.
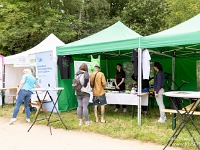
[5,33,64,64]
[4,34,64,104]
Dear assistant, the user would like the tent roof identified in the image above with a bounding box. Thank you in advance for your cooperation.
[56,21,141,55]
[141,14,200,58]
[5,34,64,64]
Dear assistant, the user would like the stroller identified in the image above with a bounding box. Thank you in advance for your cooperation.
[165,72,189,109]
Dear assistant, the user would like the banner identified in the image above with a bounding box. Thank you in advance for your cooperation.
[14,56,30,67]
[35,51,57,112]
[0,55,4,106]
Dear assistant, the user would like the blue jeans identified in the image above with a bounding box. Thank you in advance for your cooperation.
[12,89,32,118]
[142,88,149,93]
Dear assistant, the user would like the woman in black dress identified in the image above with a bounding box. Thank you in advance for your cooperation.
[114,63,127,112]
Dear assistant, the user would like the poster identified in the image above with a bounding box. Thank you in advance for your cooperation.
[74,61,91,75]
[35,51,57,112]
[14,56,30,67]
[29,54,37,78]
[0,55,4,106]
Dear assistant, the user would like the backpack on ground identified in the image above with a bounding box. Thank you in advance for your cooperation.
[72,74,83,91]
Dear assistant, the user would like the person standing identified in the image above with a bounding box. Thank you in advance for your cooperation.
[90,64,107,123]
[153,62,166,123]
[9,69,40,125]
[114,63,127,113]
[75,63,92,125]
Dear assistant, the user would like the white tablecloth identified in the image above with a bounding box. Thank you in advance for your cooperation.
[163,91,200,99]
[89,93,148,106]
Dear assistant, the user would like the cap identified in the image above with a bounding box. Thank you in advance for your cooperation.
[94,64,100,69]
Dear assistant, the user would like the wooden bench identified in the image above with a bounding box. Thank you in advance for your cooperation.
[162,107,200,130]
[8,94,17,105]
[22,100,48,116]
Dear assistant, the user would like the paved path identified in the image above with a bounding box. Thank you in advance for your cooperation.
[0,117,181,150]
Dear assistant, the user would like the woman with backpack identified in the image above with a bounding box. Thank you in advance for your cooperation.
[75,63,92,125]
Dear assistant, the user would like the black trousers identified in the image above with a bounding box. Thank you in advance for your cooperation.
[142,106,147,111]
[116,104,126,108]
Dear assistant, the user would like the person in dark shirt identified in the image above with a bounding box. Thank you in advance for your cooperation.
[114,63,127,113]
[153,62,166,123]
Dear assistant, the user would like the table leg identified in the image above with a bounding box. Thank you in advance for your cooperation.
[28,91,52,134]
[163,97,200,150]
[132,105,134,118]
[172,113,176,130]
[47,90,67,130]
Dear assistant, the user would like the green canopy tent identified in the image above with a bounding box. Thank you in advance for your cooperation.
[141,13,200,92]
[56,21,147,125]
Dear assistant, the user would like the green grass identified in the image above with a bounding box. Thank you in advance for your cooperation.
[1,104,199,150]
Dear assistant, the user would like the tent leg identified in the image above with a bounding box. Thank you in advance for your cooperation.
[172,57,175,90]
[138,48,142,126]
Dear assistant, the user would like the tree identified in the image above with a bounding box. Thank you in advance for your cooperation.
[165,0,200,28]
[121,0,169,36]
[77,0,119,39]
[0,0,80,55]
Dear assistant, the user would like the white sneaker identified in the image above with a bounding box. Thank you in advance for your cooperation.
[9,118,17,125]
[164,116,167,121]
[85,121,92,125]
[123,108,127,113]
[158,117,165,123]
[114,108,119,112]
[26,118,30,123]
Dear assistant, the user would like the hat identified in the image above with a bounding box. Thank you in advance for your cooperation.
[94,64,100,69]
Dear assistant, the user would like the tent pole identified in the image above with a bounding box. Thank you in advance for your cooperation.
[172,57,175,90]
[137,48,142,126]
[106,55,108,78]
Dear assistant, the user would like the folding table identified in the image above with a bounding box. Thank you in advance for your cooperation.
[163,91,200,150]
[89,92,149,118]
[27,87,67,135]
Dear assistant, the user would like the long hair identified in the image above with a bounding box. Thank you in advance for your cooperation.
[79,63,88,72]
[115,63,124,78]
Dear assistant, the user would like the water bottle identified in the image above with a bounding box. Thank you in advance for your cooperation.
[131,87,136,94]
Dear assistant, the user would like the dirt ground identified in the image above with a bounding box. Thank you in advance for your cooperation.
[0,117,182,150]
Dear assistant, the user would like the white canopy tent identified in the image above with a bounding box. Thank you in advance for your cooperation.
[4,33,64,103]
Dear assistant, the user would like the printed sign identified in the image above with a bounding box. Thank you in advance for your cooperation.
[35,51,57,112]
[14,56,30,67]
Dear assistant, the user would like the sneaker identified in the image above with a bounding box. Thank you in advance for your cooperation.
[123,108,127,113]
[158,117,165,123]
[114,108,119,112]
[79,120,84,126]
[85,121,92,125]
[26,118,30,123]
[142,111,148,115]
[164,116,167,121]
[9,118,17,125]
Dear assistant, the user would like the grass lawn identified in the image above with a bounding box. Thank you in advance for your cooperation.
[0,104,199,150]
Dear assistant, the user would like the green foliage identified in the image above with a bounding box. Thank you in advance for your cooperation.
[0,0,200,55]
[165,0,200,28]
[0,0,79,55]
[121,0,169,36]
